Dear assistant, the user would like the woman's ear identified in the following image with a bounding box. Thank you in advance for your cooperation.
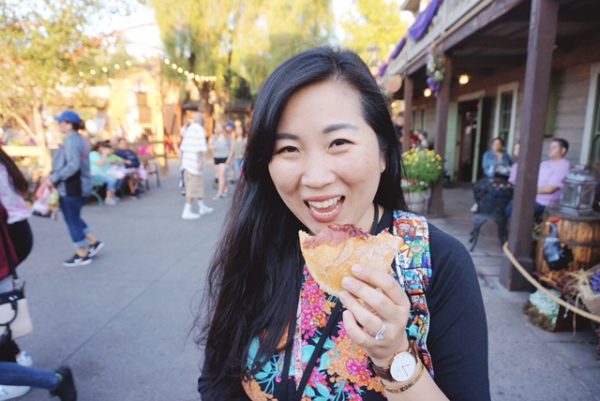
[380,152,387,173]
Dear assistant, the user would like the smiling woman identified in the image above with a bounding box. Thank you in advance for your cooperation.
[269,80,385,233]
[197,47,490,401]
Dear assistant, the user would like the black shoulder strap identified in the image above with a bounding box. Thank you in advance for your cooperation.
[281,299,342,401]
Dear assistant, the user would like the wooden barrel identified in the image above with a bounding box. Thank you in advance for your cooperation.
[536,210,600,275]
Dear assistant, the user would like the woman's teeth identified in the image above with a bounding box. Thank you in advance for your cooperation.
[306,197,342,214]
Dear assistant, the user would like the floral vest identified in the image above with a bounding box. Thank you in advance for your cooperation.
[243,210,433,401]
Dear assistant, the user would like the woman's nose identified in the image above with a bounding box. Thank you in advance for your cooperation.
[300,157,336,188]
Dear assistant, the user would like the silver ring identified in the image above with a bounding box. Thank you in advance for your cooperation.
[374,322,386,342]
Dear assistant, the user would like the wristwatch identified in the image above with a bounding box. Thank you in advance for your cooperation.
[368,340,421,382]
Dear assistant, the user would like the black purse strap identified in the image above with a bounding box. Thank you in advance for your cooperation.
[281,300,342,401]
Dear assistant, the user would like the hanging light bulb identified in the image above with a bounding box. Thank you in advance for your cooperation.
[424,88,432,97]
[458,74,470,85]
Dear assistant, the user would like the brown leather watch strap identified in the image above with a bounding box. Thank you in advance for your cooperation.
[368,357,395,381]
[367,340,417,382]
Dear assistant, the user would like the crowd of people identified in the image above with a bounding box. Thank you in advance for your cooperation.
[0,106,249,400]
[179,110,248,219]
[472,136,571,219]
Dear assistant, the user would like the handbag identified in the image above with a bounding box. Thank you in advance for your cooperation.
[0,217,33,339]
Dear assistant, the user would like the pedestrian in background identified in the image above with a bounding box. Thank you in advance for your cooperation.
[114,138,142,198]
[198,47,489,401]
[89,141,121,205]
[180,112,213,219]
[210,123,232,200]
[231,123,247,183]
[482,137,511,179]
[50,111,104,267]
[0,150,77,401]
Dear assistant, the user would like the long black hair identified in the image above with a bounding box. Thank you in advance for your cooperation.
[198,46,406,389]
[0,146,28,195]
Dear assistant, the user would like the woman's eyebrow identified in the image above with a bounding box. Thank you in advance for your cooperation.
[275,123,358,139]
[275,132,299,140]
[322,123,358,134]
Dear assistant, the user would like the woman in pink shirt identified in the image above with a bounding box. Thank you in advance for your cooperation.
[507,138,570,218]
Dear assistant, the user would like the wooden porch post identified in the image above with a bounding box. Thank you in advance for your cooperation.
[501,0,559,290]
[429,56,452,216]
[403,75,414,153]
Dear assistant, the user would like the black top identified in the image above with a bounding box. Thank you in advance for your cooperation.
[198,210,490,400]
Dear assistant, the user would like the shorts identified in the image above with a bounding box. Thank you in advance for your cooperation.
[214,157,228,165]
[183,170,204,198]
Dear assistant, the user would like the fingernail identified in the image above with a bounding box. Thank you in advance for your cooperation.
[351,265,362,274]
[342,277,356,290]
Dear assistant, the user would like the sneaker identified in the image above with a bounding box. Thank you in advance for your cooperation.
[470,203,478,213]
[199,204,214,215]
[16,351,32,367]
[88,241,104,258]
[63,254,92,267]
[0,385,30,400]
[181,206,200,220]
[50,366,77,401]
[105,197,118,206]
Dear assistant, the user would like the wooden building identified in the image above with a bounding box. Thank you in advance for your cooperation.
[381,0,600,290]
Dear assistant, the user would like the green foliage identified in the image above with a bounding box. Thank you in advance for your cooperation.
[401,148,443,191]
[0,0,131,127]
[150,0,333,96]
[340,0,408,66]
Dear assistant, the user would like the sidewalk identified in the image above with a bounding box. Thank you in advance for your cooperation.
[13,164,599,401]
[430,185,599,401]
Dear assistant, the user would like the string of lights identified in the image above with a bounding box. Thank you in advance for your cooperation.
[163,58,217,83]
[75,58,217,84]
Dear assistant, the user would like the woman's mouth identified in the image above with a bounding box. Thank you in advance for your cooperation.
[305,196,344,222]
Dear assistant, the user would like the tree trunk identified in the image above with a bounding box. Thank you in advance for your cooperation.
[32,101,51,171]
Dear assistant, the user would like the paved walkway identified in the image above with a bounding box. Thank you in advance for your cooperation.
[14,163,599,401]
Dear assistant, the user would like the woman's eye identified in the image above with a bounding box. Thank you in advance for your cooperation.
[276,146,298,154]
[330,138,351,148]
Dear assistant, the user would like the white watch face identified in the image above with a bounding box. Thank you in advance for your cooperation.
[390,352,417,382]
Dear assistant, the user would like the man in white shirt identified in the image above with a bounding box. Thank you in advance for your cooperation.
[180,112,213,219]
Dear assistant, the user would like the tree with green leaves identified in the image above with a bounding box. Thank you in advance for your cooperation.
[0,0,130,158]
[339,0,409,71]
[150,0,333,97]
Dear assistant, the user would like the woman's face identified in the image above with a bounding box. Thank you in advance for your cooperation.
[492,139,503,152]
[268,79,385,234]
[58,121,72,135]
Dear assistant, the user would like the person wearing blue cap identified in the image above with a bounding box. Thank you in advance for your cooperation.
[50,110,104,267]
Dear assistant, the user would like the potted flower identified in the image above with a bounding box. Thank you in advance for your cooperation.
[402,148,443,213]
